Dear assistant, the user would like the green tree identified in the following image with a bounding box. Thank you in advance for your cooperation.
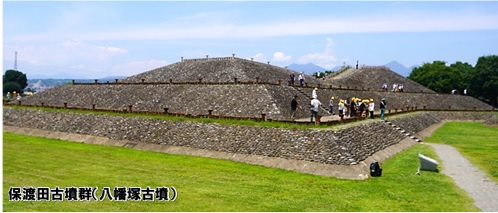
[471,55,498,107]
[3,82,23,94]
[450,61,475,92]
[408,61,462,93]
[3,69,28,94]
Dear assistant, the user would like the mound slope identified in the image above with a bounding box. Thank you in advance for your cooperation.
[122,57,321,85]
[17,57,494,121]
[322,66,435,93]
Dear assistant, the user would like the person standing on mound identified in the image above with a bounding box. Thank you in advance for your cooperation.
[310,97,322,123]
[380,98,387,120]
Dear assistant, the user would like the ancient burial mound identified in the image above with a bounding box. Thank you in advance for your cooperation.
[121,57,321,84]
[322,66,435,93]
[19,56,493,122]
[7,56,497,179]
[19,57,320,120]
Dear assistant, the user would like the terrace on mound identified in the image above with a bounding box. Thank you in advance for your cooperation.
[321,66,435,93]
[16,56,494,121]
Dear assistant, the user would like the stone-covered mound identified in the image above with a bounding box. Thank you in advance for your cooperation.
[322,66,435,93]
[299,87,494,111]
[17,57,494,120]
[18,81,494,122]
[18,84,313,120]
[121,57,321,85]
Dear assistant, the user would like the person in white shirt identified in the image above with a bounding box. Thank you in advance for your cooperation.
[312,88,318,99]
[310,97,322,123]
[298,72,305,86]
[368,98,375,119]
[338,99,345,121]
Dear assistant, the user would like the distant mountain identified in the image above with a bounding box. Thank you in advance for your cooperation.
[330,65,343,72]
[287,63,326,75]
[26,76,127,92]
[384,61,416,77]
[287,61,417,76]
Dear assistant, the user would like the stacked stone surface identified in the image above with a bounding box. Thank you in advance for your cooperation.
[322,66,435,93]
[121,57,321,85]
[388,112,441,135]
[4,108,407,165]
[18,84,314,120]
[16,57,494,121]
[5,108,492,166]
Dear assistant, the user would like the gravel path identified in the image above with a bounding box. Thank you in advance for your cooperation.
[428,143,498,212]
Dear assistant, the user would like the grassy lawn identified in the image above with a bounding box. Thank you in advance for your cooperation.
[3,132,479,212]
[424,121,498,183]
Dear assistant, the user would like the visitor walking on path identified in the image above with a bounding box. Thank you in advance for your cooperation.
[290,95,298,119]
[310,97,321,123]
[368,98,375,119]
[329,96,335,115]
[338,99,345,121]
[299,72,305,86]
[380,98,386,120]
[290,72,296,86]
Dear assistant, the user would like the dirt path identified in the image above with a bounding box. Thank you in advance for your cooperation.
[427,143,498,212]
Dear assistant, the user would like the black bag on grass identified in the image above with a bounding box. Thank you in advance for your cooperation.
[370,161,382,177]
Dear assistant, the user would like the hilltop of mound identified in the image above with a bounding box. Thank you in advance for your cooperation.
[121,57,321,85]
[322,66,435,93]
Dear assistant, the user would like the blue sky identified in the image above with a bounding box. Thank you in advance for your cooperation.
[3,1,498,79]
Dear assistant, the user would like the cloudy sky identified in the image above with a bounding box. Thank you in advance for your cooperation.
[3,1,498,79]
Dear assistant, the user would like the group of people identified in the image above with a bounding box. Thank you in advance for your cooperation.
[290,72,306,87]
[291,89,388,122]
[381,83,404,92]
[333,96,387,121]
[5,91,21,102]
[452,88,467,95]
[343,97,377,119]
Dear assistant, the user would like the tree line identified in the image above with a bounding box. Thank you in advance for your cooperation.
[408,55,498,107]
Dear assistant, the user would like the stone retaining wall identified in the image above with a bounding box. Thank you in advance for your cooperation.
[4,108,493,167]
[388,113,441,135]
[4,108,406,165]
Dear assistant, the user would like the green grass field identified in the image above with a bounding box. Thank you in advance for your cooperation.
[425,121,498,183]
[3,132,479,212]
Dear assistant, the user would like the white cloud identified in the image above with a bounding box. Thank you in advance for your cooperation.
[5,40,128,78]
[40,39,128,64]
[111,59,169,77]
[298,38,338,69]
[99,46,127,54]
[7,10,498,43]
[251,53,267,63]
[272,52,292,62]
